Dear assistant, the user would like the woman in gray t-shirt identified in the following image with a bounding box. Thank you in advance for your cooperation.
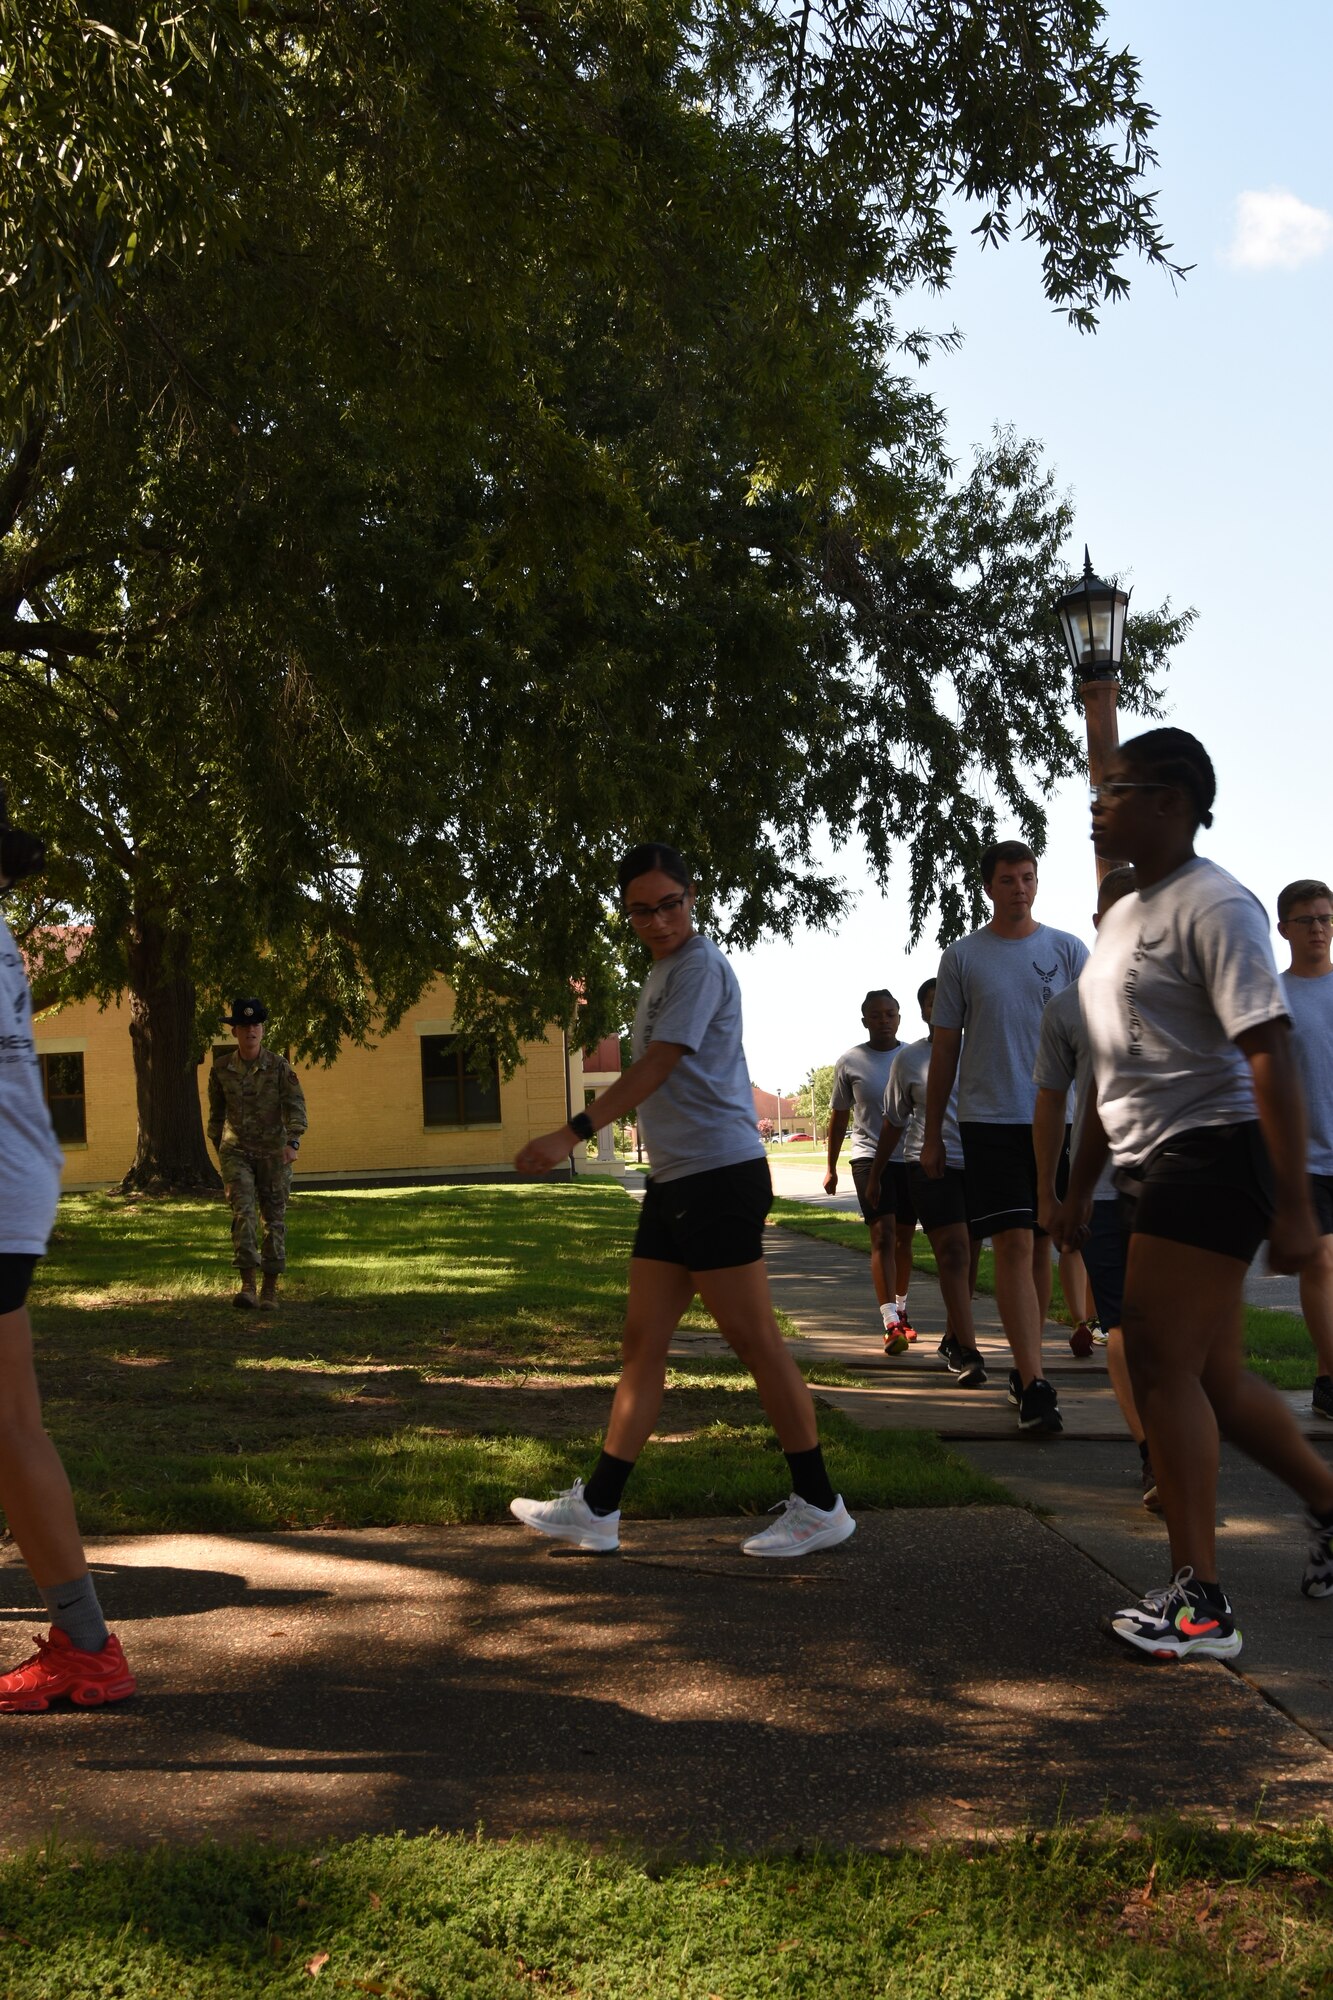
[509,842,854,1562]
[1057,728,1333,1663]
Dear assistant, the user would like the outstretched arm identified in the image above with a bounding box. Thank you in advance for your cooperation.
[515,1041,687,1176]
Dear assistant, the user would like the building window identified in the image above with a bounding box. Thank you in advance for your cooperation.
[41,1052,87,1144]
[420,1035,501,1128]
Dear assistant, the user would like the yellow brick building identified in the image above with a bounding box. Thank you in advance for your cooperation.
[32,977,582,1189]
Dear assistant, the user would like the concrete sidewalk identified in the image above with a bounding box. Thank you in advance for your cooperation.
[747,1213,1333,1751]
[4,1512,1332,1852]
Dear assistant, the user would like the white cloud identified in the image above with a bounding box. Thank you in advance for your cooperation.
[1224,187,1333,271]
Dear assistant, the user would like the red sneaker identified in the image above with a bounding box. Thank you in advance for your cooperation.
[897,1313,917,1343]
[0,1629,136,1713]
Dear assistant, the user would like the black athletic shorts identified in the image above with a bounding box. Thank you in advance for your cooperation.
[1313,1173,1333,1238]
[908,1162,969,1234]
[1082,1198,1125,1330]
[959,1122,1066,1239]
[633,1158,773,1271]
[1117,1122,1274,1264]
[0,1253,38,1315]
[850,1156,917,1226]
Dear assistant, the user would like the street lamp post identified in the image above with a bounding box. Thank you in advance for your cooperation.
[1054,547,1131,883]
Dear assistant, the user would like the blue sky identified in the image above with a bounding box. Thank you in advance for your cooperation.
[732,0,1333,1100]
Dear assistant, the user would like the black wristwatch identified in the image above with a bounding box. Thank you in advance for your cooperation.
[569,1111,596,1142]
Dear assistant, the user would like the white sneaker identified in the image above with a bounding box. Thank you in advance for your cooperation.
[741,1494,856,1559]
[509,1479,620,1553]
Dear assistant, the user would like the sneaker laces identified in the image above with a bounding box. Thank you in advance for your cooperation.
[1142,1566,1196,1615]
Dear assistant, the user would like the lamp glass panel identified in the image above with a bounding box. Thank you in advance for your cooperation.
[1110,596,1128,662]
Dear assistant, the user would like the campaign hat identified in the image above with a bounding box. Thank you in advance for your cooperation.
[222,997,268,1026]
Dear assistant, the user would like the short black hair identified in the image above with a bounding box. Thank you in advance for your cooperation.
[1097,864,1137,914]
[862,989,899,1012]
[917,977,938,1007]
[1278,878,1333,921]
[1118,728,1217,831]
[980,840,1037,887]
[617,842,691,899]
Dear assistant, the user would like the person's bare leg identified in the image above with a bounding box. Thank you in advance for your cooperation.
[1059,1249,1090,1325]
[931,1222,977,1347]
[1122,1237,1244,1579]
[968,1238,981,1298]
[603,1260,697,1461]
[695,1261,819,1451]
[0,1305,90,1588]
[867,1217,890,1309]
[992,1228,1043,1383]
[1299,1235,1333,1379]
[1104,1326,1145,1444]
[1032,1234,1053,1332]
[893,1221,915,1301]
[1204,1318,1333,1514]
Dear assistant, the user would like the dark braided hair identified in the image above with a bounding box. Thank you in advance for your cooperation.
[1118,728,1217,830]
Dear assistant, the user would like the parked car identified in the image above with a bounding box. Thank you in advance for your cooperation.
[779,1131,812,1143]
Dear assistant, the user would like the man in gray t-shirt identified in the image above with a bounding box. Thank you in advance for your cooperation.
[1277,876,1333,1413]
[825,989,915,1345]
[922,840,1088,1436]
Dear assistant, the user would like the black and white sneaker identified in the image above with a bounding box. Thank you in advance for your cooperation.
[940,1332,987,1387]
[1313,1377,1333,1422]
[1018,1377,1062,1434]
[1007,1367,1023,1409]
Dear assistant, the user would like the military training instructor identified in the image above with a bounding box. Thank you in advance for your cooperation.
[207,998,308,1310]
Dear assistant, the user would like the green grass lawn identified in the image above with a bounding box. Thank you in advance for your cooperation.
[25,1184,1004,1534]
[1,1823,1330,1998]
[768,1198,1320,1391]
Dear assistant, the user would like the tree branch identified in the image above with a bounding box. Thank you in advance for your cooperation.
[0,423,46,539]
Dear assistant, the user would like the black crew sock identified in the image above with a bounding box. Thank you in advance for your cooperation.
[1137,1439,1150,1463]
[1193,1578,1228,1609]
[784,1444,837,1513]
[583,1450,634,1517]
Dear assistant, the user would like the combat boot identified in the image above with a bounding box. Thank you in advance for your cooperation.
[233,1270,259,1310]
[259,1272,280,1311]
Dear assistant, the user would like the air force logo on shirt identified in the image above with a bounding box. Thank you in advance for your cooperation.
[1124,928,1165,1057]
[1033,959,1058,1004]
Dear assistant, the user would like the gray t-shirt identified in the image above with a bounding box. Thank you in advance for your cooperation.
[1081,857,1286,1169]
[885,1038,963,1168]
[631,933,767,1184]
[831,1041,904,1162]
[0,912,64,1255]
[1033,981,1115,1204]
[931,922,1089,1124]
[1282,968,1333,1177]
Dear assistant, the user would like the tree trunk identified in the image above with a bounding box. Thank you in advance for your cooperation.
[120,915,221,1193]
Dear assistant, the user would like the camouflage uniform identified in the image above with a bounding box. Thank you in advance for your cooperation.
[207,1047,308,1273]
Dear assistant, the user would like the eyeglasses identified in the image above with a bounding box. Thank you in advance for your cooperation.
[1088,782,1168,804]
[625,893,690,924]
[1285,914,1333,930]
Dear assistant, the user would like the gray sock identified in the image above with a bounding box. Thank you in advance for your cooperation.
[41,1574,109,1654]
